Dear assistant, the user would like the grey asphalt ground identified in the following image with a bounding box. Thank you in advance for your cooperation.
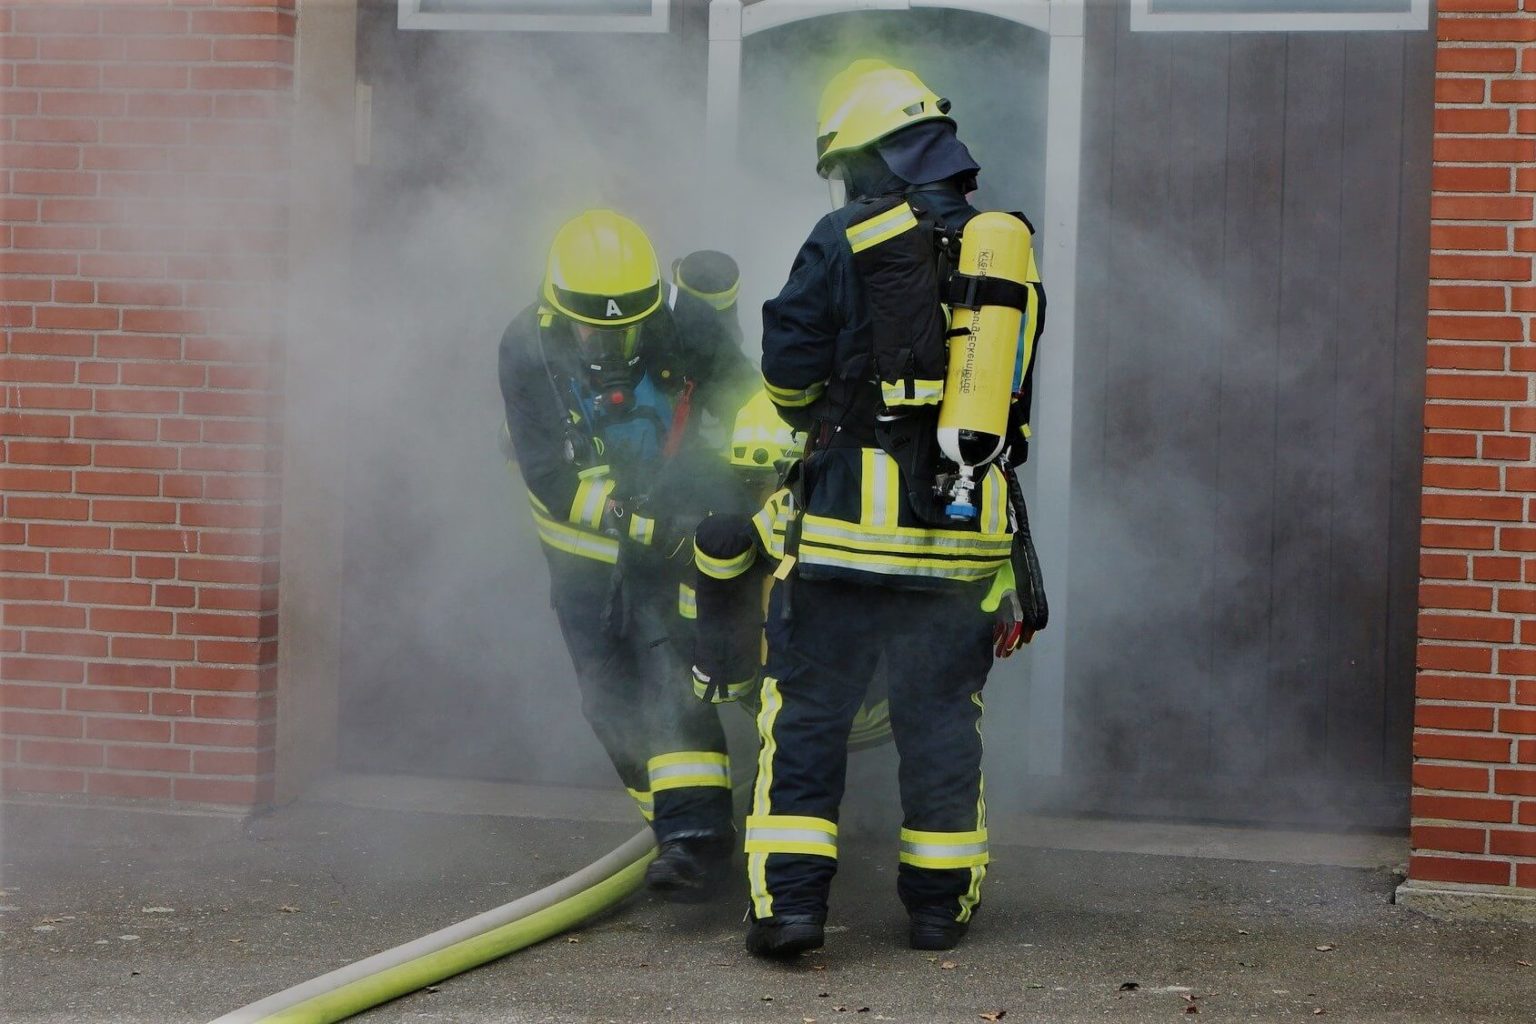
[1,796,1532,1024]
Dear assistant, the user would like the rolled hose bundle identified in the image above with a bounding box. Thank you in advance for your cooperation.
[206,828,656,1024]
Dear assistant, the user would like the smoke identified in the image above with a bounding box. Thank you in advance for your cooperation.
[331,3,1055,804]
[324,1,1422,836]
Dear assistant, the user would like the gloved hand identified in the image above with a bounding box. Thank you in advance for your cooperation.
[981,561,1032,658]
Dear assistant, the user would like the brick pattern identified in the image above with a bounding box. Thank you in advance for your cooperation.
[1413,2,1536,890]
[0,2,295,805]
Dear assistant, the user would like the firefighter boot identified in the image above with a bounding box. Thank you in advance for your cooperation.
[745,913,826,959]
[909,909,968,951]
[645,835,732,902]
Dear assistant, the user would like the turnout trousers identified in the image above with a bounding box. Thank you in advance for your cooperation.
[747,576,995,924]
[550,565,732,843]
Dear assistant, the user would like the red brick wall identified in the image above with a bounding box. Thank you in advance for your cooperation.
[1411,2,1536,890]
[0,1,295,805]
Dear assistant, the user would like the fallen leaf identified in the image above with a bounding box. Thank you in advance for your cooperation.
[1314,944,1334,952]
[1184,1007,1199,1015]
[1312,1010,1325,1016]
[761,996,774,1002]
[141,907,174,914]
[1118,982,1140,992]
[278,905,300,914]
[804,1019,817,1023]
[1237,929,1249,935]
[565,936,581,944]
[1182,994,1197,1003]
[812,964,827,972]
[426,985,441,993]
[1517,961,1532,968]
[941,960,958,970]
[1027,983,1044,990]
[980,1012,1007,1022]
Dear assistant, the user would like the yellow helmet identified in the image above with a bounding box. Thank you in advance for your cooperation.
[815,59,952,178]
[542,210,662,328]
[730,389,802,471]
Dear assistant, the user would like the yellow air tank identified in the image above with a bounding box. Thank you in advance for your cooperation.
[936,211,1032,520]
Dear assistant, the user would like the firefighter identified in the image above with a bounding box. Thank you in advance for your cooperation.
[742,60,1046,956]
[498,209,756,899]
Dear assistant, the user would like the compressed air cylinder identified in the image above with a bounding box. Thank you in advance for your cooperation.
[936,212,1032,520]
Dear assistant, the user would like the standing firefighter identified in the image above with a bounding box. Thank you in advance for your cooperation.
[743,60,1047,957]
[499,210,755,899]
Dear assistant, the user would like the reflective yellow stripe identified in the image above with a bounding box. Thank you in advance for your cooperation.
[627,513,655,545]
[692,670,755,701]
[879,378,944,408]
[962,691,987,922]
[695,541,756,580]
[678,584,697,620]
[981,465,1005,536]
[626,786,655,822]
[860,448,900,530]
[750,675,785,918]
[744,814,838,859]
[570,473,615,528]
[848,698,891,747]
[528,498,619,564]
[801,517,1010,558]
[765,378,827,409]
[751,488,793,561]
[798,546,1002,582]
[845,202,919,254]
[898,827,990,870]
[677,276,740,310]
[647,750,730,792]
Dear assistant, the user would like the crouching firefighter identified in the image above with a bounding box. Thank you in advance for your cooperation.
[498,209,757,899]
[742,60,1049,958]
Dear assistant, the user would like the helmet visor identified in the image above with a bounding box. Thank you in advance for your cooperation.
[575,323,641,368]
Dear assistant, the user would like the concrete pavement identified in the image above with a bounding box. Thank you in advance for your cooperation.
[1,785,1531,1023]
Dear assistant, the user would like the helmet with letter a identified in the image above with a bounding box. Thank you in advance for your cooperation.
[542,209,662,368]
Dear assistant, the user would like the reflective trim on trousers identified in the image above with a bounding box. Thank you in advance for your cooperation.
[749,675,786,919]
[646,750,730,792]
[744,813,839,860]
[626,786,655,822]
[898,827,990,870]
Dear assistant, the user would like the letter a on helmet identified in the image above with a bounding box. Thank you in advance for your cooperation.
[543,210,662,327]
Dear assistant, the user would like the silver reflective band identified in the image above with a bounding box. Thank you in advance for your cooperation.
[900,840,988,859]
[649,762,729,783]
[747,827,835,846]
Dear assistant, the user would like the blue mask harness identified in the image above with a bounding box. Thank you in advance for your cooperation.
[572,371,673,469]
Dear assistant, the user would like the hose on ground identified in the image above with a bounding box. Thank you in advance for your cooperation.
[206,827,656,1024]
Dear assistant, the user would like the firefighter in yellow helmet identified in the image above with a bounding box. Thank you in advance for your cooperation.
[742,62,1048,956]
[498,209,756,899]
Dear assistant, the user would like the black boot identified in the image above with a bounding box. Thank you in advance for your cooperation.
[644,835,732,902]
[745,913,825,959]
[908,910,968,951]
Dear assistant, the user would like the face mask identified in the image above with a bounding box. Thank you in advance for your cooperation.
[576,324,640,369]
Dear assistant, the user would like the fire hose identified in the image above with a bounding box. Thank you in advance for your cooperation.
[204,827,656,1024]
[207,710,891,1023]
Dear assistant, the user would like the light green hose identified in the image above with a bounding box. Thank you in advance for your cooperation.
[208,829,656,1024]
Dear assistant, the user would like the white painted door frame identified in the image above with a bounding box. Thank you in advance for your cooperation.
[706,0,1083,774]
